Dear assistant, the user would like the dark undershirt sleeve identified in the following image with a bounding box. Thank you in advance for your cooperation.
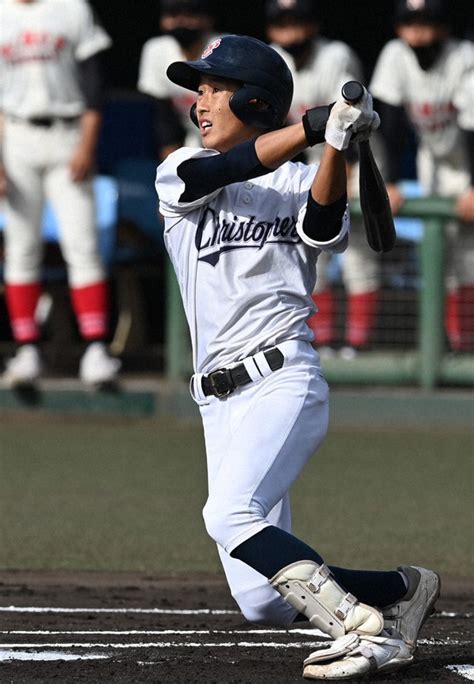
[177,139,271,202]
[463,129,474,186]
[375,99,409,184]
[302,192,347,242]
[154,97,186,149]
[77,53,105,110]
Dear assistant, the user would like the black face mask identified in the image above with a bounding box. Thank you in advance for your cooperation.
[283,38,312,60]
[411,40,444,70]
[167,26,203,49]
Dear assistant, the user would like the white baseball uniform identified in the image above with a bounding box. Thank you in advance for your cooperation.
[138,34,217,149]
[370,38,474,291]
[0,0,111,288]
[155,146,349,625]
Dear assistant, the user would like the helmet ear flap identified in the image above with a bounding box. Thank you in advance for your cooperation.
[230,85,281,130]
[190,102,198,128]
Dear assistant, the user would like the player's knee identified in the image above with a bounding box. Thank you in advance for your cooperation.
[202,496,265,550]
[202,498,230,547]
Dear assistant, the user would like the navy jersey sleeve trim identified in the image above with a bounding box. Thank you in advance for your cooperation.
[463,129,474,186]
[375,99,409,184]
[177,140,271,202]
[154,97,186,148]
[77,54,105,110]
[302,192,347,242]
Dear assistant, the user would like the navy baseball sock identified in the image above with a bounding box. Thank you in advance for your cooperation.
[231,526,324,577]
[231,526,407,608]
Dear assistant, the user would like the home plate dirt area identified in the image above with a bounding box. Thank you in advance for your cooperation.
[0,571,472,683]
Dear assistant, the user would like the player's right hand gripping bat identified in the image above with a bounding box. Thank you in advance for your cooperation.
[304,81,397,253]
[341,81,396,253]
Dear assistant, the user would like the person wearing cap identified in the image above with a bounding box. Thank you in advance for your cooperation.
[370,0,474,352]
[138,0,217,160]
[265,0,383,359]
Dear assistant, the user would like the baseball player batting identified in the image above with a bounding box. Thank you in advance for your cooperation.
[0,0,120,387]
[155,35,440,679]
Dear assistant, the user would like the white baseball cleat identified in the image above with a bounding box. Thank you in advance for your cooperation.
[79,341,121,386]
[3,344,43,387]
[303,630,414,680]
[383,565,441,652]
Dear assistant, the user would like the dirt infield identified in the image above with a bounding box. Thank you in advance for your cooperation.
[0,571,472,683]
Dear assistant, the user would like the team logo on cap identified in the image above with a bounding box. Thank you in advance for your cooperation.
[202,38,221,59]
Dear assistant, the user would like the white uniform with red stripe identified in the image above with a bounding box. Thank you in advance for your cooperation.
[370,38,474,291]
[0,0,111,343]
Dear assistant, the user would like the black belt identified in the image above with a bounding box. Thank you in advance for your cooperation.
[11,116,80,127]
[201,347,284,398]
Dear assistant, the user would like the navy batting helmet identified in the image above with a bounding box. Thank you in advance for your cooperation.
[166,34,294,130]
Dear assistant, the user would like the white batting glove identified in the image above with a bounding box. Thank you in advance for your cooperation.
[325,89,379,150]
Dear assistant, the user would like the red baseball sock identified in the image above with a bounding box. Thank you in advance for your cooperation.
[444,290,461,350]
[345,291,378,348]
[70,281,109,341]
[458,285,474,351]
[308,289,335,345]
[5,282,41,343]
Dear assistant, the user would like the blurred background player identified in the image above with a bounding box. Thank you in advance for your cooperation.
[371,0,474,352]
[0,0,121,387]
[137,0,217,160]
[265,0,382,357]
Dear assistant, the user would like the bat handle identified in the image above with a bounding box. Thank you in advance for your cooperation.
[341,80,365,105]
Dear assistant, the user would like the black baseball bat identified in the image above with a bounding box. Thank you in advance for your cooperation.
[341,81,397,253]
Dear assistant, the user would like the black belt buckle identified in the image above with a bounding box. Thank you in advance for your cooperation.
[209,368,235,398]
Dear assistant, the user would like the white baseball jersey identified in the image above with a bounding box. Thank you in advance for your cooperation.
[138,34,217,148]
[155,147,349,373]
[370,38,474,191]
[0,0,111,119]
[273,37,363,163]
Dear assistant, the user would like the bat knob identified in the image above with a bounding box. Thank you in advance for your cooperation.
[341,81,364,104]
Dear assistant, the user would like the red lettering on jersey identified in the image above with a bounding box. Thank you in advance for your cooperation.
[1,32,67,64]
[1,44,13,59]
[409,100,457,132]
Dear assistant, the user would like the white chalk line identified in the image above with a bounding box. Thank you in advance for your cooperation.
[1,606,470,618]
[2,630,472,647]
[446,665,474,681]
[0,649,107,662]
[0,628,324,637]
[0,641,326,650]
[0,605,237,615]
[0,636,470,648]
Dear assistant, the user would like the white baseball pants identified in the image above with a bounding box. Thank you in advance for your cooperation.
[2,117,104,287]
[192,339,329,627]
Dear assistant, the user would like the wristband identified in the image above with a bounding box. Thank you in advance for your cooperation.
[302,104,333,147]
